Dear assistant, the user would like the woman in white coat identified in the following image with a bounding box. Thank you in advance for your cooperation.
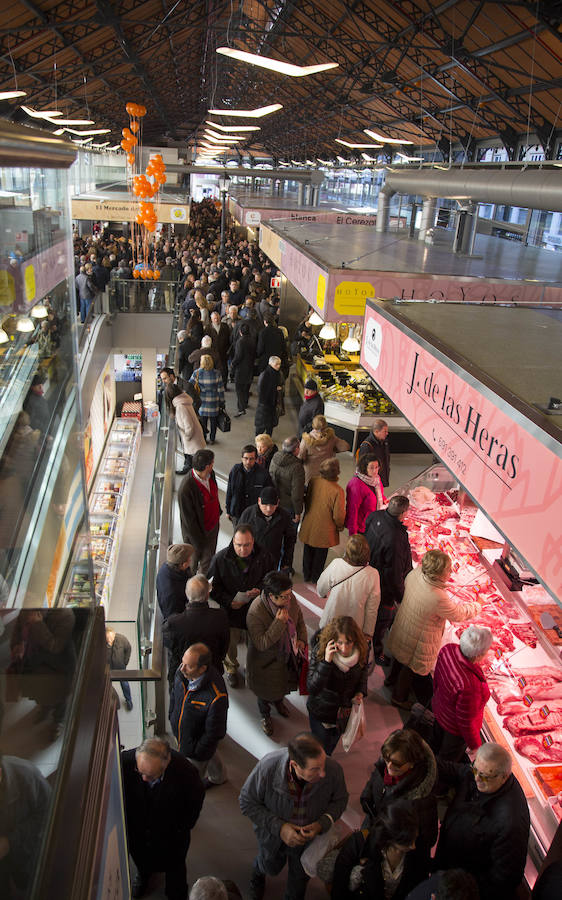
[317,534,381,639]
[167,383,205,475]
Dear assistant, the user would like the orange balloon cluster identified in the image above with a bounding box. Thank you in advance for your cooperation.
[133,154,167,231]
[121,125,138,157]
[133,268,161,280]
[126,102,147,118]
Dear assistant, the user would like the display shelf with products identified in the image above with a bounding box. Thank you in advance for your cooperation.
[63,417,140,608]
[394,463,562,853]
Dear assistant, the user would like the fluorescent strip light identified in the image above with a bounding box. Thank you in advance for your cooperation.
[364,128,414,145]
[317,158,333,165]
[361,153,378,161]
[21,105,62,118]
[396,152,424,162]
[53,128,65,135]
[203,133,242,143]
[336,138,383,149]
[63,128,111,135]
[46,117,95,125]
[208,104,282,118]
[205,120,260,132]
[291,160,305,166]
[336,155,348,163]
[0,91,27,100]
[204,130,243,142]
[216,47,338,77]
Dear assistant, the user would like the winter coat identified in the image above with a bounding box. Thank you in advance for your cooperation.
[297,393,324,439]
[246,591,307,701]
[156,561,190,621]
[163,602,230,677]
[306,630,368,725]
[256,324,287,372]
[178,470,222,548]
[269,449,306,516]
[230,333,256,383]
[360,738,438,857]
[432,642,490,749]
[0,756,52,890]
[172,392,205,455]
[332,830,428,900]
[209,541,275,630]
[121,748,204,861]
[178,338,196,382]
[254,365,282,432]
[317,558,381,635]
[387,566,481,675]
[189,366,224,417]
[238,503,296,569]
[364,509,413,607]
[226,462,273,520]
[106,633,131,670]
[434,762,530,900]
[257,443,278,471]
[239,748,348,861]
[169,665,228,760]
[298,476,346,549]
[344,474,383,535]
[298,427,349,484]
[357,432,390,487]
[210,321,231,363]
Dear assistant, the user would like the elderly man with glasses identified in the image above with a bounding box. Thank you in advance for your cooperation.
[433,742,530,900]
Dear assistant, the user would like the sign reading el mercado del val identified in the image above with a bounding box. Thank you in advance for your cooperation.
[361,301,562,600]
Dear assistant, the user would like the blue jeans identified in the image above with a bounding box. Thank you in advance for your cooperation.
[204,416,217,441]
[308,713,340,756]
[79,295,92,323]
[121,680,132,705]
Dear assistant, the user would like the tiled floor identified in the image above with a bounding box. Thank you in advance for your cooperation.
[120,374,433,898]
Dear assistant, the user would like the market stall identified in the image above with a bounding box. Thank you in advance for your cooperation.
[360,297,562,860]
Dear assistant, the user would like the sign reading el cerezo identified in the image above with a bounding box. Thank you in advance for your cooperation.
[361,303,562,600]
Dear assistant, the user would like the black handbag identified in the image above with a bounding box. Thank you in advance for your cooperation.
[216,407,231,433]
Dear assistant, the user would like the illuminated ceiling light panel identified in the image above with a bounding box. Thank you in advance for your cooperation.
[21,105,61,118]
[317,158,333,165]
[208,104,282,118]
[361,153,378,161]
[46,117,95,125]
[305,159,315,166]
[203,136,240,146]
[52,128,65,135]
[204,131,242,142]
[205,120,260,132]
[396,152,424,162]
[92,141,110,148]
[364,128,414,145]
[336,138,383,149]
[0,90,27,100]
[63,128,111,135]
[216,47,338,77]
[336,155,348,163]
[291,160,305,166]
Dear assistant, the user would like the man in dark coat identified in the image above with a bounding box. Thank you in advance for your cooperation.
[231,322,256,416]
[226,445,273,524]
[209,525,275,688]
[256,316,287,374]
[254,356,282,437]
[156,543,193,621]
[178,450,221,575]
[163,574,229,689]
[434,742,530,900]
[364,495,412,665]
[357,418,391,487]
[238,486,296,572]
[121,738,204,899]
[209,309,231,388]
[170,643,229,789]
[269,436,306,524]
[297,380,324,439]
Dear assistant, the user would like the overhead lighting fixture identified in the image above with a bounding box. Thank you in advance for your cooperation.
[205,120,260,132]
[396,152,424,162]
[21,105,62,118]
[31,302,48,318]
[52,128,65,136]
[308,311,324,326]
[72,136,95,145]
[46,117,95,126]
[364,128,414,145]
[342,326,361,352]
[216,48,338,77]
[361,153,378,162]
[208,104,282,118]
[16,316,34,333]
[317,158,333,166]
[0,91,27,100]
[92,141,110,148]
[336,139,383,149]
[319,323,337,340]
[203,133,241,144]
[204,129,244,141]
[336,155,348,163]
[305,159,315,166]
[63,128,111,136]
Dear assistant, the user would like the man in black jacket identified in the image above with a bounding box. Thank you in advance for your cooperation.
[269,436,306,524]
[297,380,324,439]
[121,738,204,900]
[364,495,412,666]
[256,316,287,374]
[357,419,391,487]
[230,322,256,416]
[178,449,221,575]
[238,486,296,572]
[226,445,273,524]
[163,575,229,690]
[209,309,231,388]
[156,543,193,621]
[209,525,275,688]
[434,743,530,900]
[254,356,282,437]
[170,643,229,790]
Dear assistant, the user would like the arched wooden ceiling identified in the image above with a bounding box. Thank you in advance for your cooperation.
[1,0,561,161]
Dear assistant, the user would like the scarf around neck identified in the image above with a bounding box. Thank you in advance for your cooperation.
[356,471,383,506]
[264,594,297,662]
[332,647,359,672]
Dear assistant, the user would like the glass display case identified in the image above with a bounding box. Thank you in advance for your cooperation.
[396,463,562,856]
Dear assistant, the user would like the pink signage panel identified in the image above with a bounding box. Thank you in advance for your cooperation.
[361,303,562,600]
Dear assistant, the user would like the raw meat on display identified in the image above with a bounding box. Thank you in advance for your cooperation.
[510,623,538,648]
[504,705,562,736]
[515,733,562,764]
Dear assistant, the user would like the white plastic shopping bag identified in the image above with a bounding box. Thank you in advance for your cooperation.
[300,819,350,877]
[341,699,366,752]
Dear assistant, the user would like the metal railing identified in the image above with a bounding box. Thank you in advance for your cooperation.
[108,278,180,314]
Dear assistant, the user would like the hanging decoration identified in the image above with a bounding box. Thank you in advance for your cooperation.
[121,101,167,280]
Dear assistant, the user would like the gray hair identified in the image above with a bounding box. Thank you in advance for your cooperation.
[269,355,281,366]
[475,742,512,777]
[201,335,212,347]
[136,737,171,761]
[189,877,227,900]
[459,624,493,660]
[283,435,300,454]
[177,330,187,341]
[186,574,210,603]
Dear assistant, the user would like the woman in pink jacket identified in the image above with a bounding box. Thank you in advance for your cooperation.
[344,454,385,535]
[432,624,492,761]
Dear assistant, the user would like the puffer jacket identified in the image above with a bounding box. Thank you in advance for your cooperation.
[432,642,490,749]
[360,738,438,857]
[298,475,346,549]
[306,630,368,725]
[169,665,228,761]
[298,427,349,484]
[246,591,307,701]
[172,392,206,455]
[386,566,481,675]
[269,449,305,516]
